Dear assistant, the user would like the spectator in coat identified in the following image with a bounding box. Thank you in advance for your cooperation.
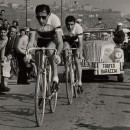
[113,22,125,45]
[16,28,29,85]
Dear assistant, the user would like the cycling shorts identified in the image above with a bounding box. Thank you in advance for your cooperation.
[69,42,79,48]
[37,38,54,47]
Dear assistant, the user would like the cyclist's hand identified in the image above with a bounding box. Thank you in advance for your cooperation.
[53,55,61,64]
[24,54,32,63]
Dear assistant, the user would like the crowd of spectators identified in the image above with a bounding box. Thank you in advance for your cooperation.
[0,9,31,92]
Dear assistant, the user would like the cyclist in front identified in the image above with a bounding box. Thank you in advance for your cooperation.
[28,4,63,92]
[63,15,83,94]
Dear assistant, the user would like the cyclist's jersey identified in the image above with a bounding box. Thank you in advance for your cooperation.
[63,23,83,42]
[32,13,62,39]
[30,13,62,47]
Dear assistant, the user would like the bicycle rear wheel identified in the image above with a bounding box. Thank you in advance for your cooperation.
[73,68,78,98]
[35,70,46,127]
[46,63,57,113]
[66,64,74,105]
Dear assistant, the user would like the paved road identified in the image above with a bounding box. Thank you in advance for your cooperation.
[0,65,130,130]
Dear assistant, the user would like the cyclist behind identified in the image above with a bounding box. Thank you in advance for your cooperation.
[28,4,63,91]
[62,15,83,94]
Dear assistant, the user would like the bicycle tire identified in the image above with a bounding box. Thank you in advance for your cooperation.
[35,70,46,127]
[66,63,74,105]
[46,60,57,113]
[73,68,78,98]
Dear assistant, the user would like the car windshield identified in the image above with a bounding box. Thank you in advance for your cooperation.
[84,29,114,41]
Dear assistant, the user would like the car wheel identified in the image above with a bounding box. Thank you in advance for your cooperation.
[117,74,124,82]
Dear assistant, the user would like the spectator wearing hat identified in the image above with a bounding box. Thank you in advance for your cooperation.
[77,18,88,32]
[77,18,88,40]
[113,22,125,46]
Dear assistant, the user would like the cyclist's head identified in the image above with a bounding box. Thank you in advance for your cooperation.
[35,4,50,26]
[65,16,76,31]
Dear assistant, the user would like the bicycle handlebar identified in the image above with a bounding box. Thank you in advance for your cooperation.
[63,48,79,51]
[26,47,57,55]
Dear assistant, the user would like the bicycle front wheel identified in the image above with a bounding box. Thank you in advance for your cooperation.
[46,64,58,113]
[35,70,46,127]
[66,64,74,105]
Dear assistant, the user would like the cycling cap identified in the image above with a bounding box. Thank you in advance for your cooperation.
[117,22,123,26]
[77,18,82,23]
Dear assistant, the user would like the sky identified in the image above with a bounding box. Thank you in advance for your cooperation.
[1,0,130,15]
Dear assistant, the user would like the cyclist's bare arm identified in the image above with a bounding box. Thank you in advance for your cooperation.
[78,34,83,54]
[55,28,63,55]
[28,30,36,48]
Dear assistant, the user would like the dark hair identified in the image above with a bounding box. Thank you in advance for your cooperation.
[35,4,50,15]
[12,20,19,26]
[65,15,76,24]
[1,10,5,13]
[20,29,25,33]
[9,25,17,31]
[98,17,102,21]
[4,19,7,22]
[0,26,7,31]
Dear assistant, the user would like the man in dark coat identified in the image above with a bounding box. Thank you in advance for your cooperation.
[113,23,125,45]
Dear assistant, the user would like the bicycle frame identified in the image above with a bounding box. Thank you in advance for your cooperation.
[26,47,57,126]
[63,48,79,104]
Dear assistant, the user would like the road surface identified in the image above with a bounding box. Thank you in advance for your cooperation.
[0,65,130,130]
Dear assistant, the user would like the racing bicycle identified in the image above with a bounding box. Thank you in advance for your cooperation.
[63,48,78,105]
[26,47,58,127]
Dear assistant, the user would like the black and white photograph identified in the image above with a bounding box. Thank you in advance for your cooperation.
[0,0,130,129]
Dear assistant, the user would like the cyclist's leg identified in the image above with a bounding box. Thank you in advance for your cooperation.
[47,41,59,91]
[35,50,43,73]
[73,49,83,94]
[74,51,82,84]
[63,41,70,66]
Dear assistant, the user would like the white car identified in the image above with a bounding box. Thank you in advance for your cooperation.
[82,29,124,82]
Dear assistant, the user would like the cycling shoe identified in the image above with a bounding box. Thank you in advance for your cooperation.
[77,85,83,94]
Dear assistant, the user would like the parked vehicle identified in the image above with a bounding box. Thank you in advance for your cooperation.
[82,29,124,82]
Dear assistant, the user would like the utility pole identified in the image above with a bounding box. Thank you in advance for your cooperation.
[61,0,63,25]
[26,0,27,27]
[25,0,30,27]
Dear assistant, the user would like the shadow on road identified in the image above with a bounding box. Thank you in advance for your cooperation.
[0,93,34,104]
[75,123,130,130]
[0,104,36,128]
